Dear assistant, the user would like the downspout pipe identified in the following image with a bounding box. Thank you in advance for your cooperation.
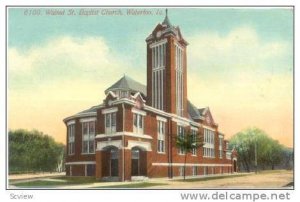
[169,119,173,178]
[122,103,125,181]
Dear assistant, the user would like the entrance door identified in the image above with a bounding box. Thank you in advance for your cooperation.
[110,148,119,176]
[131,148,140,176]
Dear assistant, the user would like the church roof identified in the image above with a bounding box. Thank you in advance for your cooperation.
[106,75,204,119]
[105,75,147,96]
[198,108,206,115]
[76,105,98,115]
[188,100,204,120]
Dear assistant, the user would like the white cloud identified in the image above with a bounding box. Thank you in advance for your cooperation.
[187,25,292,107]
[8,36,147,143]
[187,26,290,73]
[186,26,293,142]
[9,36,110,72]
[8,35,147,96]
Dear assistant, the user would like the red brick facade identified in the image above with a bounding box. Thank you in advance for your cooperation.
[63,13,238,181]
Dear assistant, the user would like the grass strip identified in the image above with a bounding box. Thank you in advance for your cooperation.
[175,174,251,182]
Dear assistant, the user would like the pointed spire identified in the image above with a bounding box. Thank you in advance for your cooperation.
[162,8,172,27]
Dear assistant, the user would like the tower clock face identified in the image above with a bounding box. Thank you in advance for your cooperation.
[156,31,162,38]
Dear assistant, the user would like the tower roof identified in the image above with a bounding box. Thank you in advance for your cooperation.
[104,75,147,95]
[162,9,172,27]
[146,9,188,46]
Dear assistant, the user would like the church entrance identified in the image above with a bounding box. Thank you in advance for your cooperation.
[110,147,119,176]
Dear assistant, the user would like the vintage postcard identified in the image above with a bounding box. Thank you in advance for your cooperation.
[6,5,294,199]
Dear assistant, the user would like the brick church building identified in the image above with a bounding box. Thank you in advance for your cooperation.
[63,11,238,181]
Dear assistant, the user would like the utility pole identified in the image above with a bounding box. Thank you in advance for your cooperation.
[254,140,257,174]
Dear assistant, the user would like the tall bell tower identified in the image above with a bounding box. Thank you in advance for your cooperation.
[146,9,189,117]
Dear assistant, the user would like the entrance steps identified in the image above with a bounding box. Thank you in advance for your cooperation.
[131,176,149,181]
[101,176,119,182]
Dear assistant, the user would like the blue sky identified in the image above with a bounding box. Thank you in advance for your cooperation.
[8,7,294,146]
[9,8,293,46]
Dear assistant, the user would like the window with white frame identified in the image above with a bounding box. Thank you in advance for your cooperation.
[212,167,215,174]
[179,166,184,176]
[175,44,184,116]
[114,90,128,98]
[191,129,197,156]
[226,151,232,160]
[192,166,197,176]
[82,121,95,154]
[219,136,223,159]
[204,166,208,175]
[157,120,166,153]
[151,41,166,110]
[133,113,144,134]
[68,124,75,155]
[177,125,185,155]
[203,128,215,158]
[105,112,116,134]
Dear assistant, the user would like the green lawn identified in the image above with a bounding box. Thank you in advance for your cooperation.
[11,176,98,188]
[97,182,167,188]
[11,177,167,188]
[11,180,68,187]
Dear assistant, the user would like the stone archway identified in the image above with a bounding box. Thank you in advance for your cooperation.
[100,145,120,178]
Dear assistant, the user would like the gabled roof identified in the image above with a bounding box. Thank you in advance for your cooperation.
[104,75,147,96]
[188,100,203,120]
[198,108,206,115]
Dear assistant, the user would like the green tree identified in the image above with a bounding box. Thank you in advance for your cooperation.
[175,129,204,180]
[9,129,65,173]
[230,127,287,172]
[282,147,293,170]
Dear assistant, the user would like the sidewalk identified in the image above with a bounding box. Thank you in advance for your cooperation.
[58,172,249,189]
[9,170,293,189]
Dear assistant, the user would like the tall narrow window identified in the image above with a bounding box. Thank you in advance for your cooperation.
[203,128,215,158]
[177,125,185,155]
[157,120,166,153]
[192,166,197,176]
[151,41,166,110]
[175,45,184,116]
[82,121,95,154]
[105,112,116,134]
[133,113,144,134]
[191,129,197,156]
[219,136,223,159]
[68,124,75,155]
[179,166,184,176]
